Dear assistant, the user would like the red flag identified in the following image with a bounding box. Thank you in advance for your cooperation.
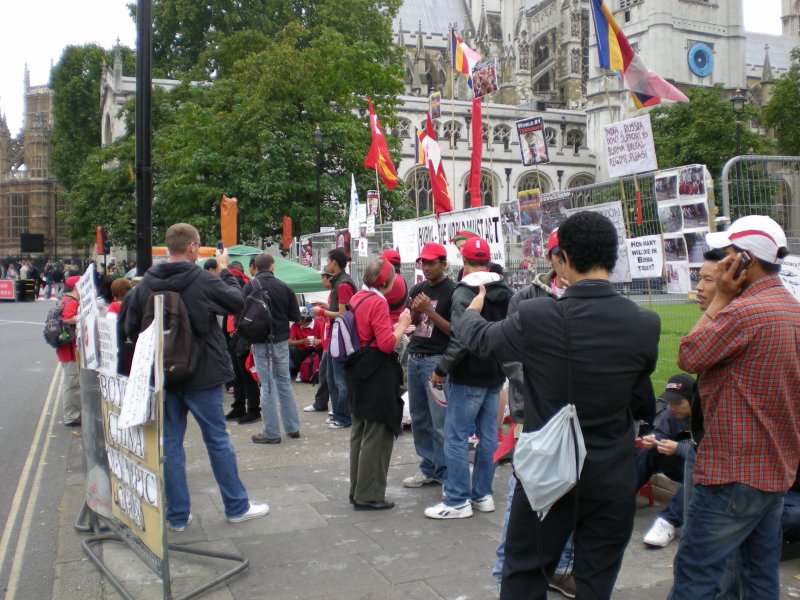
[363,97,399,190]
[418,129,452,214]
[426,112,436,138]
[469,97,483,208]
[282,216,292,250]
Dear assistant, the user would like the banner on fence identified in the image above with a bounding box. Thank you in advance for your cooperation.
[603,114,657,179]
[779,255,800,301]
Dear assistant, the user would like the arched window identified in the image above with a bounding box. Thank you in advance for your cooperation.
[517,171,552,194]
[443,120,463,141]
[568,174,595,189]
[493,124,511,148]
[405,167,433,215]
[395,118,411,139]
[482,122,491,143]
[519,40,530,71]
[566,129,583,150]
[544,127,558,146]
[462,169,500,207]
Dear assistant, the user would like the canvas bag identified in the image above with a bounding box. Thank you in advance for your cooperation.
[513,302,586,520]
[329,293,374,363]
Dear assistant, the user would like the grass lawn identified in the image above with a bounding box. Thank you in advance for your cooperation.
[641,300,700,391]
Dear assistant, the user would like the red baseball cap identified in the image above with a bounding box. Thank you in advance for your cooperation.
[65,276,81,288]
[452,229,479,244]
[417,242,448,262]
[461,237,490,261]
[381,249,402,266]
[546,229,560,255]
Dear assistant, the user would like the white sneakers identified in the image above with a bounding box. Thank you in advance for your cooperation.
[402,471,437,488]
[470,495,495,512]
[168,513,193,532]
[424,501,473,519]
[227,502,270,524]
[643,516,676,547]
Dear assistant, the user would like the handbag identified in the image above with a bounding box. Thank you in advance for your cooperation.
[513,302,586,520]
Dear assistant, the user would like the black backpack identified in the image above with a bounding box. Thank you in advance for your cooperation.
[142,290,200,387]
[43,297,77,348]
[237,278,273,343]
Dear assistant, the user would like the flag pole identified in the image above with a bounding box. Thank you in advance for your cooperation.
[374,165,382,225]
[450,34,456,211]
[414,168,419,217]
[485,95,494,204]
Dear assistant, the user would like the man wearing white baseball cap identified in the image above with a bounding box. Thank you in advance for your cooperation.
[672,215,800,599]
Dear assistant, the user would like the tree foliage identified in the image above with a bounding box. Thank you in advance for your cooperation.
[649,84,772,179]
[764,47,800,156]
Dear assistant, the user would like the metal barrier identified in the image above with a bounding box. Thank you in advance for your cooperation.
[721,155,800,253]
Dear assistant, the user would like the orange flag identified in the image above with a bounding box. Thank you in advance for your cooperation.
[220,195,238,247]
[282,216,292,251]
[363,97,399,190]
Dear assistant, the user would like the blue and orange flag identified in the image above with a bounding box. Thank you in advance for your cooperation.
[451,29,482,77]
[363,97,399,190]
[414,128,427,165]
[591,0,688,106]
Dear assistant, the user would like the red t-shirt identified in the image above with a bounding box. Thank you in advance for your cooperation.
[290,320,323,347]
[56,296,79,363]
[351,290,396,355]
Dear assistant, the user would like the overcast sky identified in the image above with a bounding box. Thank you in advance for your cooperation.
[0,0,786,137]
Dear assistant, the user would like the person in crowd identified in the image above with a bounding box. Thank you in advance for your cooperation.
[120,223,267,530]
[55,275,81,426]
[242,253,302,444]
[311,249,356,429]
[106,278,133,320]
[224,260,261,424]
[492,229,577,598]
[289,307,323,381]
[784,466,800,545]
[303,266,334,414]
[52,263,65,298]
[672,215,800,599]
[403,242,454,490]
[425,237,512,520]
[6,263,18,279]
[452,229,503,281]
[456,212,660,598]
[380,249,409,325]
[345,257,412,510]
[43,262,54,299]
[638,374,695,548]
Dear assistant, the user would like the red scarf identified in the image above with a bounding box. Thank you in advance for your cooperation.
[229,267,250,283]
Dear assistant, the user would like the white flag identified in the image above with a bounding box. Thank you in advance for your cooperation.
[348,174,361,237]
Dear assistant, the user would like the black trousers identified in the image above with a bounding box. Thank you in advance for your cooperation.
[230,348,260,415]
[312,351,330,411]
[501,479,635,600]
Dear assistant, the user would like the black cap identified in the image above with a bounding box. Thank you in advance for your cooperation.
[659,373,696,404]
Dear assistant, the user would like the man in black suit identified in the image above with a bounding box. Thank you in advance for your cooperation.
[456,211,660,599]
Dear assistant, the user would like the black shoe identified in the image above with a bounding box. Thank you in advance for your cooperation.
[353,500,395,511]
[64,418,82,427]
[251,433,281,444]
[349,495,354,504]
[237,412,261,424]
[287,431,300,439]
[226,410,245,421]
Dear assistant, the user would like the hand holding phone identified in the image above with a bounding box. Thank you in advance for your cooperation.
[733,252,751,279]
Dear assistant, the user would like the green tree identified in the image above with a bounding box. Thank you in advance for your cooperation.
[764,47,800,156]
[649,84,772,179]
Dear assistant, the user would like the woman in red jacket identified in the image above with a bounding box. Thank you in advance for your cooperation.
[345,258,411,510]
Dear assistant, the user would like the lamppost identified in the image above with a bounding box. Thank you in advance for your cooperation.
[557,169,564,191]
[313,124,323,233]
[730,89,746,156]
[504,167,512,203]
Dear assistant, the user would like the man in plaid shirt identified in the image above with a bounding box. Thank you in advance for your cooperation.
[672,215,800,599]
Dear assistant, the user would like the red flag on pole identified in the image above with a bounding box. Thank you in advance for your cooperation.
[363,97,399,190]
[469,97,483,207]
[418,126,452,215]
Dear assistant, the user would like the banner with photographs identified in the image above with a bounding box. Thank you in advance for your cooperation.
[654,164,712,293]
[299,236,313,267]
[565,201,631,283]
[501,189,572,257]
[472,59,499,98]
[515,116,550,166]
[779,255,800,301]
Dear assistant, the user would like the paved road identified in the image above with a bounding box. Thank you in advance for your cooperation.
[0,298,73,600]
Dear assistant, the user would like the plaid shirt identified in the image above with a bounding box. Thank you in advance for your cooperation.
[678,275,800,492]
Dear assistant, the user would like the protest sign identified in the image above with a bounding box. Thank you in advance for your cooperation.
[566,201,631,283]
[779,255,800,301]
[472,59,499,98]
[626,235,664,279]
[515,116,549,166]
[603,114,657,178]
[77,263,100,369]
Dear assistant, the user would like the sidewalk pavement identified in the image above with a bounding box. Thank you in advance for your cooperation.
[54,381,800,599]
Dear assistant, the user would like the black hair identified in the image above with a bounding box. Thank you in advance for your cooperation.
[702,248,727,262]
[557,211,617,274]
[732,245,782,274]
[203,258,218,271]
[328,248,347,269]
[229,261,244,271]
[464,258,490,269]
[249,258,256,267]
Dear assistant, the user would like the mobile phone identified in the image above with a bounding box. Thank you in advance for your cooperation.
[733,252,751,278]
[217,240,224,251]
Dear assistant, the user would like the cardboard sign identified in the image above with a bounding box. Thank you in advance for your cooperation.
[515,116,549,166]
[603,114,657,178]
[626,235,664,279]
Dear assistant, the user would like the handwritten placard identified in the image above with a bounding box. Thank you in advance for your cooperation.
[604,114,657,178]
[626,235,664,278]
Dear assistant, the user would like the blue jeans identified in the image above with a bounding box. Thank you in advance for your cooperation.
[326,353,351,427]
[443,382,500,506]
[407,355,447,481]
[784,489,800,544]
[670,482,784,600]
[163,386,249,525]
[252,341,301,438]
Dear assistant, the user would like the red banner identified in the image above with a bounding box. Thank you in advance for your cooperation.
[282,216,292,250]
[221,196,238,247]
[469,97,483,207]
[0,280,15,301]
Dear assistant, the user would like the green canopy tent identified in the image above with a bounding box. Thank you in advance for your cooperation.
[203,245,325,293]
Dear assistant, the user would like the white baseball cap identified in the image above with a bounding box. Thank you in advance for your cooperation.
[705,215,788,265]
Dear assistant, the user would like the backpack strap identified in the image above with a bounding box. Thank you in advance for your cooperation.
[350,292,377,349]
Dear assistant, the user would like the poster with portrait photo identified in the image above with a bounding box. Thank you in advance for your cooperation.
[667,261,691,294]
[515,117,550,166]
[682,202,709,230]
[540,191,573,236]
[429,91,442,119]
[520,226,544,258]
[655,172,679,203]
[367,190,380,217]
[663,235,688,262]
[299,236,313,267]
[336,229,352,258]
[659,205,683,234]
[678,165,706,200]
[689,266,702,291]
[685,231,710,263]
[500,200,521,240]
[472,59,499,99]
[518,189,542,227]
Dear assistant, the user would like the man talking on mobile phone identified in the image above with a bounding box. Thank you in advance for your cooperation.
[672,215,800,599]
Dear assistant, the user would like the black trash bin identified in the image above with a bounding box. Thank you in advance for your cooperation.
[15,279,36,302]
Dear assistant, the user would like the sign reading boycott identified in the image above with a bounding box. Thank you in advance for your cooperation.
[392,205,505,267]
[603,114,657,179]
[626,235,664,279]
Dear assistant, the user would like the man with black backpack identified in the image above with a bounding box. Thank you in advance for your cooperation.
[120,223,268,531]
[241,253,302,445]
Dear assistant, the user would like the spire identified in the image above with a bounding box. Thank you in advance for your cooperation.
[761,44,774,83]
[24,64,30,92]
[397,19,405,47]
[415,20,425,56]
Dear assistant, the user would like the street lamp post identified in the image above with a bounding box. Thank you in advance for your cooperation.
[730,89,746,156]
[504,167,512,203]
[313,124,323,233]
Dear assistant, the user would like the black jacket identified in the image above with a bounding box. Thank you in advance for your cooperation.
[120,260,244,390]
[345,347,404,436]
[241,271,301,343]
[456,280,660,501]
[436,271,512,387]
